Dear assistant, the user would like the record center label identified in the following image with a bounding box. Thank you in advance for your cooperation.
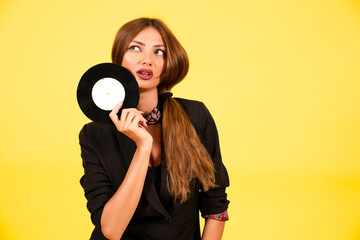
[91,78,125,110]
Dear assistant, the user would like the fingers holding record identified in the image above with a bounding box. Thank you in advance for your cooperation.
[116,109,152,145]
[121,109,147,127]
[109,101,123,125]
[111,108,146,132]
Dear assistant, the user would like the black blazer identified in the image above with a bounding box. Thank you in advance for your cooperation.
[79,98,230,240]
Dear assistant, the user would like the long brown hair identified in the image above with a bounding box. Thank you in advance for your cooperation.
[112,18,216,202]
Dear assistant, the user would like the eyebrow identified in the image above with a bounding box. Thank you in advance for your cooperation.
[131,40,165,48]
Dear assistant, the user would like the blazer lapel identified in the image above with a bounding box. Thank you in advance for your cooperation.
[159,151,172,207]
[143,172,171,218]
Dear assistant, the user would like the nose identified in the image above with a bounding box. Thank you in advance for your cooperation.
[141,52,152,66]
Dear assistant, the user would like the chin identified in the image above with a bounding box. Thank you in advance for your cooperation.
[139,86,159,93]
[137,81,160,91]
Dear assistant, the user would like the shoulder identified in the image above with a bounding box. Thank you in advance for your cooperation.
[80,121,114,136]
[79,122,118,144]
[173,97,209,119]
[173,97,214,132]
[174,97,204,108]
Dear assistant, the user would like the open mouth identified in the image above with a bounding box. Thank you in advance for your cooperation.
[137,69,153,80]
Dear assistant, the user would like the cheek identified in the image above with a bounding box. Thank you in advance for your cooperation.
[156,58,165,75]
[121,55,133,69]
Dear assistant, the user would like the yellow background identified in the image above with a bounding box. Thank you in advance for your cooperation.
[1,0,360,239]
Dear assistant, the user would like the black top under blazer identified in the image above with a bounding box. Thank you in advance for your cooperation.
[79,98,230,240]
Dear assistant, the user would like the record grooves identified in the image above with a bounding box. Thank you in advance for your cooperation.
[77,63,139,124]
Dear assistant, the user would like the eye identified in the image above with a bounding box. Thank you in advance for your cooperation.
[129,45,141,51]
[154,49,165,56]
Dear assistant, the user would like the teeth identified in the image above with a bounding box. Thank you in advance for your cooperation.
[140,72,150,76]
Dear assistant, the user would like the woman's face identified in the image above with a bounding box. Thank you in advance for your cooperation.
[121,27,166,92]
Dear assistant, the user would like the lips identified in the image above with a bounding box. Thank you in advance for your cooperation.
[136,68,153,80]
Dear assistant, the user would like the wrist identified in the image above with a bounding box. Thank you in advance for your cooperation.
[136,140,153,153]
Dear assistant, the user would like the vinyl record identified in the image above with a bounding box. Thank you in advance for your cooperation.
[77,63,139,124]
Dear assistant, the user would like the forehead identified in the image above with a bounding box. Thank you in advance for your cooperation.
[132,27,164,46]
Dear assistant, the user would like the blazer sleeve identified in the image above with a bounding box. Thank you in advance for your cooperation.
[79,124,115,231]
[197,102,230,216]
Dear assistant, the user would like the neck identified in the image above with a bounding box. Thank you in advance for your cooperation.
[137,88,158,115]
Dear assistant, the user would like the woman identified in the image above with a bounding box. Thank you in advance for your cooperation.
[79,18,230,240]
